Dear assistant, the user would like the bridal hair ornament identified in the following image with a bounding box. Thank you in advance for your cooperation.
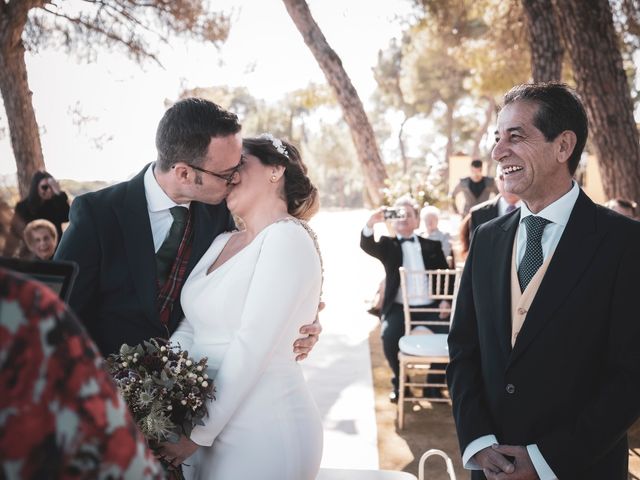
[259,133,289,158]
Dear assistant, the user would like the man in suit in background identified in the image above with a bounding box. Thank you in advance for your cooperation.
[361,196,450,403]
[55,98,320,358]
[447,83,640,479]
[469,171,521,237]
[450,159,499,216]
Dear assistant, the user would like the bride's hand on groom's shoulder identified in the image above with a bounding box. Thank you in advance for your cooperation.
[294,302,324,361]
[158,436,199,468]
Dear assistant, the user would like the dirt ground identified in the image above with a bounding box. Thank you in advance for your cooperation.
[368,323,640,480]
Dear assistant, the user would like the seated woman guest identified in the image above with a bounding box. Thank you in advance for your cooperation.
[3,171,69,257]
[23,219,58,260]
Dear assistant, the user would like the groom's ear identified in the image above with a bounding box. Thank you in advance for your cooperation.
[172,163,192,184]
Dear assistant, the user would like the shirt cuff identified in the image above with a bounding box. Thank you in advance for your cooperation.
[362,225,374,237]
[527,444,558,480]
[462,434,498,470]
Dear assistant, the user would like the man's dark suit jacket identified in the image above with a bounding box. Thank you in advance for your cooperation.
[469,195,501,238]
[447,190,640,479]
[360,233,449,316]
[55,165,234,356]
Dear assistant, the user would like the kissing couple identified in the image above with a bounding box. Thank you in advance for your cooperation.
[56,98,325,479]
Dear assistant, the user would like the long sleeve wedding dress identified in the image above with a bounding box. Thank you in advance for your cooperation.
[171,219,323,480]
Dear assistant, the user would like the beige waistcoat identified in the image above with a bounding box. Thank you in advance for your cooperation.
[510,239,556,347]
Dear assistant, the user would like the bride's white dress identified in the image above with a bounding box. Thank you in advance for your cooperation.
[171,219,323,480]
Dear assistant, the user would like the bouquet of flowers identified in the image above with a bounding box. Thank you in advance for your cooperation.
[107,338,215,476]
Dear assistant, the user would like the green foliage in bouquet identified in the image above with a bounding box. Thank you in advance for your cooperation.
[107,338,215,444]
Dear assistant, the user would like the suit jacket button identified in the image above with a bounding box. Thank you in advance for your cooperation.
[506,384,516,394]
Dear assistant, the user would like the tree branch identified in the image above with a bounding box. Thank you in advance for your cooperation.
[41,5,163,66]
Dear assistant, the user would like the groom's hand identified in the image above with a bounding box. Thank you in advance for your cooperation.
[294,302,324,361]
[488,444,538,480]
[159,435,199,467]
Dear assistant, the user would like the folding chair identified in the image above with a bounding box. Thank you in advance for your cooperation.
[418,449,457,480]
[397,268,461,429]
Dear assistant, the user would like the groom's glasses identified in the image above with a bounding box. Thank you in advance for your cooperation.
[190,156,245,186]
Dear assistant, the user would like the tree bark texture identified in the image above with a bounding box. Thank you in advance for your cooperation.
[471,96,496,160]
[522,0,564,82]
[552,0,640,205]
[281,0,388,205]
[0,1,47,197]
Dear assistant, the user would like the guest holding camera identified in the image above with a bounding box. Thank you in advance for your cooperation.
[3,171,69,257]
[360,196,450,403]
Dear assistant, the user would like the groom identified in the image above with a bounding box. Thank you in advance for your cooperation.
[55,98,321,359]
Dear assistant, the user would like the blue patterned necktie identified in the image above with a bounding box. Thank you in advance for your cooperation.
[518,215,551,292]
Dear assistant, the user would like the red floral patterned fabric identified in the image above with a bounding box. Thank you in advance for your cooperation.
[0,267,165,479]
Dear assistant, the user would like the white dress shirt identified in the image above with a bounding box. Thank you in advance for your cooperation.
[462,181,580,480]
[361,226,431,305]
[143,163,191,252]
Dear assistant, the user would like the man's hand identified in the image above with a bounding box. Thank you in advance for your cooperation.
[366,208,386,229]
[484,444,538,480]
[473,445,514,478]
[158,435,199,468]
[294,302,324,361]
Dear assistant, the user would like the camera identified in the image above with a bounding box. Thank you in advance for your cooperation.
[383,207,407,220]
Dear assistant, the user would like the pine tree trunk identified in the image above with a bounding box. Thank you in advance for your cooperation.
[443,101,455,182]
[399,116,408,175]
[0,1,46,197]
[281,0,388,205]
[552,0,640,205]
[522,0,564,82]
[471,97,495,159]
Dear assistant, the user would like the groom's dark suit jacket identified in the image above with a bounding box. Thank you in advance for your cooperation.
[55,165,233,356]
[447,190,640,479]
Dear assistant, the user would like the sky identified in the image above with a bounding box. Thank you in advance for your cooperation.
[0,0,415,183]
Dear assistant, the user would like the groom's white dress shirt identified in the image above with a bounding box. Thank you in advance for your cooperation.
[143,163,191,252]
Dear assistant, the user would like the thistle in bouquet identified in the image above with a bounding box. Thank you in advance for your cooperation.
[107,338,215,478]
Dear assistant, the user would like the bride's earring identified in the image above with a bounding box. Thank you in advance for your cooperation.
[270,174,277,183]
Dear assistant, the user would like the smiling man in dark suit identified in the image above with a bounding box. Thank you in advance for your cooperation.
[447,83,640,480]
[55,98,320,359]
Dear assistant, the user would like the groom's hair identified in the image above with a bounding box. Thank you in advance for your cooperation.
[155,98,242,171]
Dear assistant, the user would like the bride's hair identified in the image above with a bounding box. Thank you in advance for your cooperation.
[242,136,319,221]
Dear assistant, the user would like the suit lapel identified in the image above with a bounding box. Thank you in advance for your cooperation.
[508,191,603,365]
[490,211,520,359]
[187,202,215,277]
[114,165,159,327]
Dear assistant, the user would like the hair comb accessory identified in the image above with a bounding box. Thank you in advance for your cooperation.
[258,133,289,158]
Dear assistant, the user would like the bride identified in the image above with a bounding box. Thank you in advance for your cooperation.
[161,134,324,479]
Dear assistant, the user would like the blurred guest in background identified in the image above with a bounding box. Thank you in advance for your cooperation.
[3,171,69,257]
[605,197,636,219]
[458,172,521,261]
[0,267,163,479]
[420,205,453,266]
[23,219,58,260]
[450,159,498,216]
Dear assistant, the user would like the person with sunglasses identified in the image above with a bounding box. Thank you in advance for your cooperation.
[55,98,322,362]
[3,170,70,257]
